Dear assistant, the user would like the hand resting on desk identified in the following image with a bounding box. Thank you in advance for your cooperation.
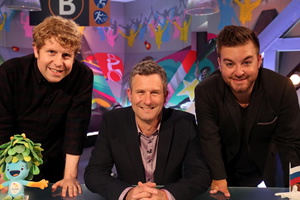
[210,179,231,197]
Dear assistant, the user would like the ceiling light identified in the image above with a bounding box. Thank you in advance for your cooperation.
[186,0,219,15]
[290,73,300,87]
[6,0,41,11]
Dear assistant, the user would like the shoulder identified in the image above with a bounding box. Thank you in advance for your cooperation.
[260,68,290,83]
[259,68,293,93]
[64,60,93,88]
[0,54,34,72]
[162,108,198,139]
[195,70,224,93]
[103,106,133,120]
[195,70,225,103]
[100,107,136,131]
[72,60,93,77]
[163,108,195,123]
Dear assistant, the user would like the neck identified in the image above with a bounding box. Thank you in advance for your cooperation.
[233,93,250,108]
[238,101,249,108]
[136,119,159,137]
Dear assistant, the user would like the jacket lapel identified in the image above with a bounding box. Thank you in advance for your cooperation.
[224,86,241,135]
[121,108,145,181]
[244,81,264,142]
[154,108,173,183]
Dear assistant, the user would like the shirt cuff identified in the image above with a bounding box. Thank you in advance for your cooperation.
[161,189,175,200]
[119,187,133,200]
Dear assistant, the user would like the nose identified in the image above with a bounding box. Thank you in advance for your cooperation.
[234,64,244,77]
[53,55,64,67]
[143,93,151,105]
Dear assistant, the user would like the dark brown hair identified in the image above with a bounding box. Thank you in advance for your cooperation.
[217,25,260,57]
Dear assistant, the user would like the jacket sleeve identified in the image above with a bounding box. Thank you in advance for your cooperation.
[273,79,300,185]
[84,112,131,200]
[194,82,227,180]
[0,62,16,144]
[163,114,211,200]
[63,64,94,155]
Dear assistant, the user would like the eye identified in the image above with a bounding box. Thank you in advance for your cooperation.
[63,53,71,59]
[21,168,23,170]
[244,61,252,65]
[48,50,55,55]
[225,62,233,67]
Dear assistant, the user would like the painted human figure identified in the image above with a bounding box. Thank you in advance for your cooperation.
[167,7,185,39]
[146,15,160,38]
[119,24,141,47]
[234,0,262,25]
[149,21,169,49]
[218,0,240,30]
[20,12,32,38]
[173,16,191,43]
[103,26,119,48]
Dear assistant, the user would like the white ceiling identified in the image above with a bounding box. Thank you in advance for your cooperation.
[111,0,136,2]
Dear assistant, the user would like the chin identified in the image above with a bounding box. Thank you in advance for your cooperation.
[233,88,248,94]
[48,78,63,83]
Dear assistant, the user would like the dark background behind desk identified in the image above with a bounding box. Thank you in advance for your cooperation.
[0,185,288,200]
[194,187,288,200]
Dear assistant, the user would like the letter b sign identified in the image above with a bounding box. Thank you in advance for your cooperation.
[59,0,76,15]
[48,0,85,21]
[30,0,107,26]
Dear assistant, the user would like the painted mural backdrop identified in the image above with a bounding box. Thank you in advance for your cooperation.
[0,0,295,132]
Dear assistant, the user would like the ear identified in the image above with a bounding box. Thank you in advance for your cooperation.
[218,57,222,71]
[127,88,132,103]
[164,90,169,103]
[32,43,39,59]
[258,54,262,69]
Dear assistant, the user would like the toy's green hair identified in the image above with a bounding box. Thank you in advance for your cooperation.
[0,133,44,180]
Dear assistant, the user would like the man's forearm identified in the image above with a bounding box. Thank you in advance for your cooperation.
[64,154,80,179]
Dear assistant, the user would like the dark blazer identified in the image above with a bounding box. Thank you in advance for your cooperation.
[194,68,300,186]
[84,107,211,200]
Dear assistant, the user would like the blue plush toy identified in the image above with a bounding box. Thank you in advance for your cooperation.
[0,134,48,200]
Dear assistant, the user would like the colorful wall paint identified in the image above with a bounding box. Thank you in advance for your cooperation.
[0,0,297,132]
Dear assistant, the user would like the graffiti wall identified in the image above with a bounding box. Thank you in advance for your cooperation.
[0,0,297,132]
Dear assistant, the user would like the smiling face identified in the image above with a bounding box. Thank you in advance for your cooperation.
[33,37,75,83]
[218,41,262,99]
[6,161,29,180]
[127,74,167,128]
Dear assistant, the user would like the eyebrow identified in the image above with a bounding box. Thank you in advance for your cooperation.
[223,56,254,62]
[223,58,233,62]
[243,56,254,61]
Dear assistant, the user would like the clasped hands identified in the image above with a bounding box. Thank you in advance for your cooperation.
[126,181,167,200]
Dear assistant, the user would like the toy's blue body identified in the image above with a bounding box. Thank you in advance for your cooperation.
[0,134,48,200]
[1,161,30,200]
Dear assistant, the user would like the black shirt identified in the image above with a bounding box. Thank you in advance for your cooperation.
[0,54,93,182]
[229,105,262,186]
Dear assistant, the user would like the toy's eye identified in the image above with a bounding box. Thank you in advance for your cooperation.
[7,169,9,171]
[21,168,23,170]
